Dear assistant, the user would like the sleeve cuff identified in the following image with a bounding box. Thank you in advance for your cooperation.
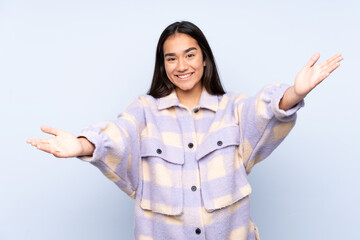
[76,125,111,163]
[268,84,305,121]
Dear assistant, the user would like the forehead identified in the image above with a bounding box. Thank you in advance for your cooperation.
[163,33,200,54]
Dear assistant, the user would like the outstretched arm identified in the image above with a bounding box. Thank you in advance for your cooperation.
[279,53,343,111]
[27,126,95,158]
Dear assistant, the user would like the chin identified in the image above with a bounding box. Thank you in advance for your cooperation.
[176,84,196,92]
[174,79,201,92]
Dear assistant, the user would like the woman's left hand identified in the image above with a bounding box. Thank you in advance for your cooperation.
[294,53,343,98]
[279,53,343,111]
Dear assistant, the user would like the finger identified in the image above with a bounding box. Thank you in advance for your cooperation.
[324,61,341,75]
[312,71,329,87]
[30,140,64,157]
[306,53,320,67]
[41,125,60,136]
[320,53,342,68]
[36,142,55,154]
[327,55,343,68]
[315,62,341,85]
[27,139,49,146]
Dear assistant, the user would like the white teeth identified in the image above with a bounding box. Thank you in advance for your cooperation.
[177,73,192,79]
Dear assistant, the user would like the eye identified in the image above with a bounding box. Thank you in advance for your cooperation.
[187,53,195,58]
[166,58,176,62]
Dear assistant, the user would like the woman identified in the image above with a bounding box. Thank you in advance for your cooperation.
[27,21,342,239]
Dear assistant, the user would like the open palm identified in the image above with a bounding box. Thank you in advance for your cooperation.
[27,126,83,158]
[294,53,342,97]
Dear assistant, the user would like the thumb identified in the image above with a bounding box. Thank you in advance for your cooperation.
[305,53,320,68]
[41,125,60,136]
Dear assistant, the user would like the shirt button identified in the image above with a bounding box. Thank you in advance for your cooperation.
[156,148,162,154]
[195,228,201,234]
[217,141,223,146]
[194,108,199,113]
[191,186,197,191]
[188,143,194,149]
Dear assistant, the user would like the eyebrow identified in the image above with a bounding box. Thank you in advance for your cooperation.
[164,47,198,57]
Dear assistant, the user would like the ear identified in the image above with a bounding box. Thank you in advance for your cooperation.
[203,60,206,67]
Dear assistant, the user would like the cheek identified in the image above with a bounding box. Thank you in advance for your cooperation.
[164,63,173,76]
[198,64,205,77]
[196,58,205,74]
[164,64,176,84]
[164,64,171,78]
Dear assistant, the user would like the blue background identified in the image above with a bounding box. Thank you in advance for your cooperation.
[1,0,359,239]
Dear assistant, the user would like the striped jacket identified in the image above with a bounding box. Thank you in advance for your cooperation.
[78,84,303,240]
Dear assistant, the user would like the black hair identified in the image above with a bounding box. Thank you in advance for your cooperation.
[147,21,225,98]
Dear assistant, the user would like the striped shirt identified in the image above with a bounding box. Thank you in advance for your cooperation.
[78,84,304,240]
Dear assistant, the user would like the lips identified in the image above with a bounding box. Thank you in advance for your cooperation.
[176,73,193,80]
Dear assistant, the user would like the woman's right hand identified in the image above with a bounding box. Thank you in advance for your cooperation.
[27,126,94,158]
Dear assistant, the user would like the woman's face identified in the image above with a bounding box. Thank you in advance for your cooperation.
[163,33,206,95]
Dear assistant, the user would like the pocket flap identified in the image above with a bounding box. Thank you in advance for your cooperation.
[140,138,184,215]
[141,138,184,165]
[196,125,240,160]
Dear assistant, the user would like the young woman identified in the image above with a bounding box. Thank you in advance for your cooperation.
[27,21,342,239]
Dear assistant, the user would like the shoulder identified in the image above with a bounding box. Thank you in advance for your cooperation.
[125,94,165,114]
[125,94,157,108]
[221,92,249,106]
[119,94,154,116]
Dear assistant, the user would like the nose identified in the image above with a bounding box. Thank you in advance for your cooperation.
[177,58,188,72]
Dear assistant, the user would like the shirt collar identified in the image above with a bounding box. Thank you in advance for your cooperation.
[157,90,180,110]
[157,88,219,112]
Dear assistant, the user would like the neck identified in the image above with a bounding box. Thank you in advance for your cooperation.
[175,83,202,109]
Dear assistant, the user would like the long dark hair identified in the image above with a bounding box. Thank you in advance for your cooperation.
[147,21,225,98]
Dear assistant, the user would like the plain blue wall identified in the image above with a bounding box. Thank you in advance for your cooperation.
[1,0,359,239]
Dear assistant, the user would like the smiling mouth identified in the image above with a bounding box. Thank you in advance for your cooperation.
[176,73,193,80]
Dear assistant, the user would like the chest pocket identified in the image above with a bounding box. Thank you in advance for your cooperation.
[196,125,252,212]
[140,138,184,215]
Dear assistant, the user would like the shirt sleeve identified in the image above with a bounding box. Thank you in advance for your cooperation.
[76,98,145,198]
[236,84,304,174]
